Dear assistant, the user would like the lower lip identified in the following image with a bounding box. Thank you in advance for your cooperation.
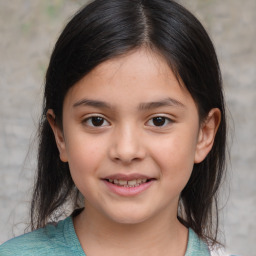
[103,180,154,197]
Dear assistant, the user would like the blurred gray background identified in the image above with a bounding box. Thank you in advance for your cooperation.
[0,0,255,255]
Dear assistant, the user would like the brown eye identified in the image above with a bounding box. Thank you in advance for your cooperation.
[152,117,166,126]
[146,116,172,127]
[91,117,104,126]
[84,116,110,127]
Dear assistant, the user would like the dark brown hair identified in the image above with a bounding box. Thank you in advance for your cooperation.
[31,0,226,246]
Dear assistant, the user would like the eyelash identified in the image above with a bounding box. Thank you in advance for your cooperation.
[83,115,110,127]
[146,116,173,127]
[83,115,173,128]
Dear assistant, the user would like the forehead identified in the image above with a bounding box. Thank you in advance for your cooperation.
[63,48,196,111]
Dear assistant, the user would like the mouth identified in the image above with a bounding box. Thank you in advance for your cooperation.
[105,178,153,187]
[102,174,155,196]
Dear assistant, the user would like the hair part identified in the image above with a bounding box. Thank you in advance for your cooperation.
[31,0,226,246]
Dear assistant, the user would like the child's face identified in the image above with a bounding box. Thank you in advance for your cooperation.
[52,48,211,224]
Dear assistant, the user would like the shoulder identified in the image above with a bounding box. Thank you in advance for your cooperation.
[186,229,239,256]
[185,228,211,256]
[0,217,79,256]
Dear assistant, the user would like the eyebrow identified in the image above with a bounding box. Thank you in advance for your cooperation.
[73,97,185,110]
[73,99,112,109]
[138,97,185,111]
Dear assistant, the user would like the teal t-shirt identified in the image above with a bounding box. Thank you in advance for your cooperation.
[0,217,210,256]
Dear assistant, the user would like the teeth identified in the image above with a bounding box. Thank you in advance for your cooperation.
[108,178,148,187]
[119,180,128,185]
[128,180,137,186]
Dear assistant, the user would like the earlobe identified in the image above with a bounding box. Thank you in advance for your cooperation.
[194,108,221,163]
[47,109,68,162]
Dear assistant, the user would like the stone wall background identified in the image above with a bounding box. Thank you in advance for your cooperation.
[0,0,255,255]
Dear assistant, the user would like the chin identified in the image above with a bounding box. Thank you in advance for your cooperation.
[107,210,151,225]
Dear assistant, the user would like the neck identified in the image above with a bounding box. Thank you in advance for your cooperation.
[73,205,188,256]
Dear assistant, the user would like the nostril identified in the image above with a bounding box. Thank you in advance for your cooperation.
[109,139,146,164]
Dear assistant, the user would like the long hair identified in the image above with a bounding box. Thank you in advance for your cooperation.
[31,0,226,246]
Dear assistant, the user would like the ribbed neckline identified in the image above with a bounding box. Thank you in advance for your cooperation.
[185,228,210,256]
[64,216,210,256]
[64,216,86,256]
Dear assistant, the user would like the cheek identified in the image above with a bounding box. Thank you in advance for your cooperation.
[159,147,194,197]
[66,141,105,201]
[65,136,105,181]
[151,132,198,181]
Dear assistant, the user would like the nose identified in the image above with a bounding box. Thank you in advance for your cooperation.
[109,124,146,164]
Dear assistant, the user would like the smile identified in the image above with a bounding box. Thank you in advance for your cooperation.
[107,178,148,187]
[103,174,155,196]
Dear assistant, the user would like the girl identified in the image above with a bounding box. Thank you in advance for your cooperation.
[1,0,230,255]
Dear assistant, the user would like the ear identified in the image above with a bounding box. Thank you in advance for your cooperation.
[194,108,221,163]
[47,109,68,162]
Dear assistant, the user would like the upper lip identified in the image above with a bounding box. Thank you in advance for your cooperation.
[103,173,153,181]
